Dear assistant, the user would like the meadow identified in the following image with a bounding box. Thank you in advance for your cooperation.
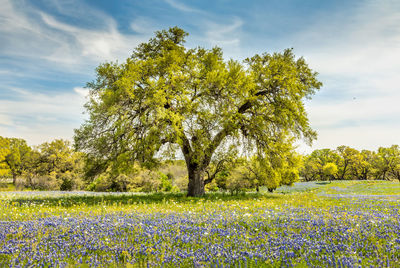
[1,181,400,267]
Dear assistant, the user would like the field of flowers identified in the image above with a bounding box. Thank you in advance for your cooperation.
[1,181,399,267]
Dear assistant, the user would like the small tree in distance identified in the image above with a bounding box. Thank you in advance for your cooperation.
[0,137,31,186]
[74,27,322,196]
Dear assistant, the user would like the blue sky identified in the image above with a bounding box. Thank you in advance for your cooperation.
[1,0,400,153]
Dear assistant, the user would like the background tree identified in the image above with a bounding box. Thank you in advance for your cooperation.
[0,137,31,185]
[374,145,400,182]
[225,164,251,195]
[301,149,339,181]
[358,150,375,180]
[204,145,239,190]
[0,137,11,178]
[26,140,84,190]
[386,145,400,182]
[322,162,338,182]
[336,146,359,180]
[247,156,281,192]
[246,140,301,192]
[373,147,393,180]
[347,149,372,180]
[300,146,400,182]
[75,27,322,196]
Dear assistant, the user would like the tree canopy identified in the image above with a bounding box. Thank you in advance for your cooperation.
[75,27,322,196]
[0,137,31,185]
[301,145,400,182]
[0,137,11,177]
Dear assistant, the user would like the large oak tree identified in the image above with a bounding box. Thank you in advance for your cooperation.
[75,27,322,196]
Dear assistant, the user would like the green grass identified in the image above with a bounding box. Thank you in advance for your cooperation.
[0,183,15,191]
[322,180,400,195]
[274,181,331,193]
[0,180,399,221]
[0,180,400,266]
[2,191,282,208]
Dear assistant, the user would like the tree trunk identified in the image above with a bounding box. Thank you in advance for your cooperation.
[12,174,17,186]
[187,167,205,197]
[340,163,348,180]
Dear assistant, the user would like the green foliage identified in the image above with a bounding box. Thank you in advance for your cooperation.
[280,168,300,187]
[204,141,301,194]
[214,170,229,191]
[75,27,321,196]
[85,160,187,193]
[0,137,11,177]
[225,165,251,195]
[322,163,338,180]
[0,137,31,184]
[336,146,360,180]
[25,140,84,190]
[245,141,301,192]
[375,145,400,181]
[158,160,188,191]
[358,150,375,180]
[301,145,400,182]
[159,172,173,192]
[301,149,340,181]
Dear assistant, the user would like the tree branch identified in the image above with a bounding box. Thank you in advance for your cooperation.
[204,159,226,185]
[179,131,193,165]
[202,88,276,168]
[237,88,275,114]
[202,127,230,168]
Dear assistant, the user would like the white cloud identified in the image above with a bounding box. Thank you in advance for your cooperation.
[298,1,400,87]
[0,87,88,145]
[204,17,243,47]
[0,0,150,145]
[39,12,139,63]
[0,0,148,71]
[164,0,203,13]
[131,17,159,34]
[292,0,400,152]
[306,95,400,128]
[74,87,89,98]
[184,16,245,60]
[0,114,12,126]
[162,0,245,59]
[297,124,400,155]
[0,0,246,147]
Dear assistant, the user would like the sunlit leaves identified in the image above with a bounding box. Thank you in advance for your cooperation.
[0,137,31,183]
[302,145,400,182]
[75,27,321,195]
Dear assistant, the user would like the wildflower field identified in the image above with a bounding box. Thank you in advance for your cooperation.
[1,181,400,267]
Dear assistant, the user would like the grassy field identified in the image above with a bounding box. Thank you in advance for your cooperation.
[0,181,399,267]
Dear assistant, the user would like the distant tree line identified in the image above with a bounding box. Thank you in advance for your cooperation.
[0,136,189,192]
[1,135,399,192]
[0,137,84,190]
[78,139,302,194]
[0,135,301,193]
[301,145,400,182]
